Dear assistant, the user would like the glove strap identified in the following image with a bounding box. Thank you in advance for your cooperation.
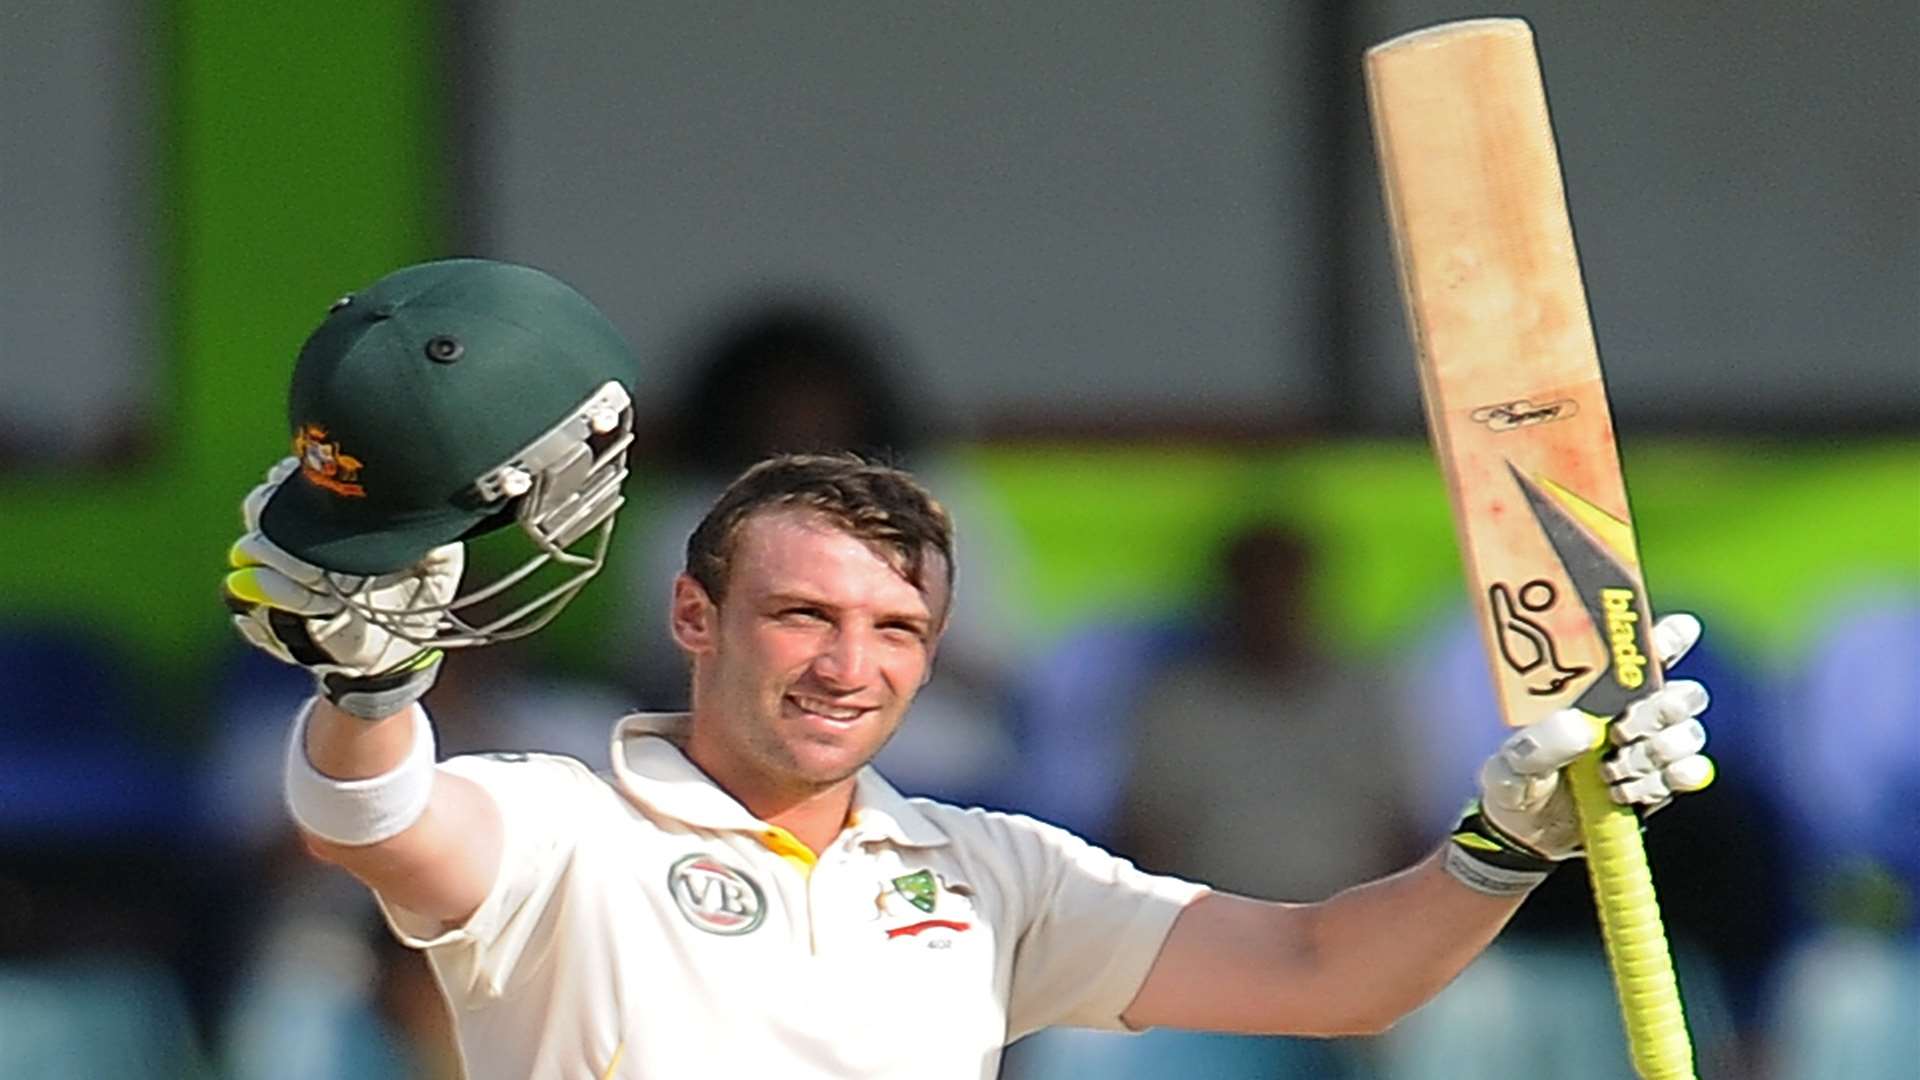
[1443,800,1559,897]
[319,650,444,720]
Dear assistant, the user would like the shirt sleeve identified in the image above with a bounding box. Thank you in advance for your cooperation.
[373,751,602,1003]
[991,813,1209,1039]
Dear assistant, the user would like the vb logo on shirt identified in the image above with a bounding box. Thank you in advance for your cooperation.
[668,854,767,936]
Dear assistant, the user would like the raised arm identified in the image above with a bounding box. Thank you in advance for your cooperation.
[224,459,504,924]
[1123,615,1713,1035]
[219,259,640,934]
[1123,853,1517,1035]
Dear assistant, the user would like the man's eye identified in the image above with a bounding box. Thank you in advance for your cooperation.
[779,607,828,622]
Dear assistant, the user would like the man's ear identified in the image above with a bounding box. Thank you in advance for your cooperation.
[668,573,718,656]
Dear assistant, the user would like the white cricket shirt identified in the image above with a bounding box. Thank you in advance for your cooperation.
[375,713,1207,1079]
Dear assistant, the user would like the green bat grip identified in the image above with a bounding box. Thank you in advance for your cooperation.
[1568,743,1696,1080]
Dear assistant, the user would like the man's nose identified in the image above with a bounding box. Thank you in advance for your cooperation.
[812,628,873,687]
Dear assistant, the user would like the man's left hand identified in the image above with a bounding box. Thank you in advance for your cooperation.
[1450,614,1714,884]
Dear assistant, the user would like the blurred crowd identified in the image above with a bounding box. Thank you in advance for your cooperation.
[1,301,1914,1079]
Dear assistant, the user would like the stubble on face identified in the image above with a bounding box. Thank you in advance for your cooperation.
[685,510,948,809]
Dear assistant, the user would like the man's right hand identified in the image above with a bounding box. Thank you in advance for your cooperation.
[223,458,463,717]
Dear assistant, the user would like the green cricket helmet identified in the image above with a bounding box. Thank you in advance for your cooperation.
[259,257,641,647]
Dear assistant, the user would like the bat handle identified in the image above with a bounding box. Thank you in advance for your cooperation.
[1567,743,1697,1079]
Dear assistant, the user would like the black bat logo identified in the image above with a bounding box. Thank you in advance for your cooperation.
[1487,579,1589,695]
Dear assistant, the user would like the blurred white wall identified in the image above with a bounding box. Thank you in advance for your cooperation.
[1346,1,1920,429]
[466,1,1918,432]
[0,2,157,459]
[2,2,1913,450]
[464,0,1319,432]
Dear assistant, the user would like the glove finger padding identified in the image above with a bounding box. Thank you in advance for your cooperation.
[230,610,297,665]
[1612,716,1707,772]
[1650,612,1702,669]
[1600,679,1714,808]
[229,529,348,591]
[1611,678,1710,743]
[225,552,461,677]
[1495,707,1601,781]
[240,457,301,531]
[225,563,343,618]
[1474,707,1594,861]
[1661,754,1716,794]
[224,460,465,678]
[224,458,462,718]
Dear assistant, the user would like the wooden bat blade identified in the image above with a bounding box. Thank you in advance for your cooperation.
[1367,17,1659,728]
[1366,19,1695,1080]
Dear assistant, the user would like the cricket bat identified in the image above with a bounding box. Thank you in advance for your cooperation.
[1364,18,1695,1080]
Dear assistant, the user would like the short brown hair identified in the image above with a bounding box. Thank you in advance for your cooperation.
[685,452,955,606]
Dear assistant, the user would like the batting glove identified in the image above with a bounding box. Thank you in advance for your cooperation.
[223,458,462,719]
[1446,613,1713,894]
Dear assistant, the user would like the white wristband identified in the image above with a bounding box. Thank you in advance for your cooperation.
[284,699,437,846]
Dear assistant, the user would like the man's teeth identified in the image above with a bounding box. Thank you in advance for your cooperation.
[793,696,863,721]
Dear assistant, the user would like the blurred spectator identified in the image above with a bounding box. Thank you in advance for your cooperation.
[1,624,199,846]
[1389,607,1507,841]
[217,847,420,1080]
[619,297,1038,806]
[199,648,425,1078]
[0,623,219,1075]
[1744,591,1920,1079]
[1763,928,1920,1079]
[1118,522,1421,901]
[0,953,212,1077]
[424,645,635,763]
[1370,938,1736,1080]
[1001,616,1203,845]
[1772,592,1920,923]
[1012,524,1421,1079]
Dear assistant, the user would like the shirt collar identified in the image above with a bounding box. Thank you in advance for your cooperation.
[847,768,951,849]
[609,712,950,849]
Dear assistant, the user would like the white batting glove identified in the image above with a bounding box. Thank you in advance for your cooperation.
[223,458,463,717]
[1445,613,1713,895]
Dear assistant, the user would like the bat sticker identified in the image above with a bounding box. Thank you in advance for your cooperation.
[1470,399,1579,432]
[1505,463,1657,717]
[1487,579,1590,695]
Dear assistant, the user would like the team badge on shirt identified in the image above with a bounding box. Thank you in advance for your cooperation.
[668,854,766,936]
[874,870,976,946]
[891,870,938,913]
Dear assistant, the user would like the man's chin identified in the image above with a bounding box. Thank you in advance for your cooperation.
[786,749,869,789]
[767,710,900,786]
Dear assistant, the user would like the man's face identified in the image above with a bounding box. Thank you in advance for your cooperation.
[673,509,948,800]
